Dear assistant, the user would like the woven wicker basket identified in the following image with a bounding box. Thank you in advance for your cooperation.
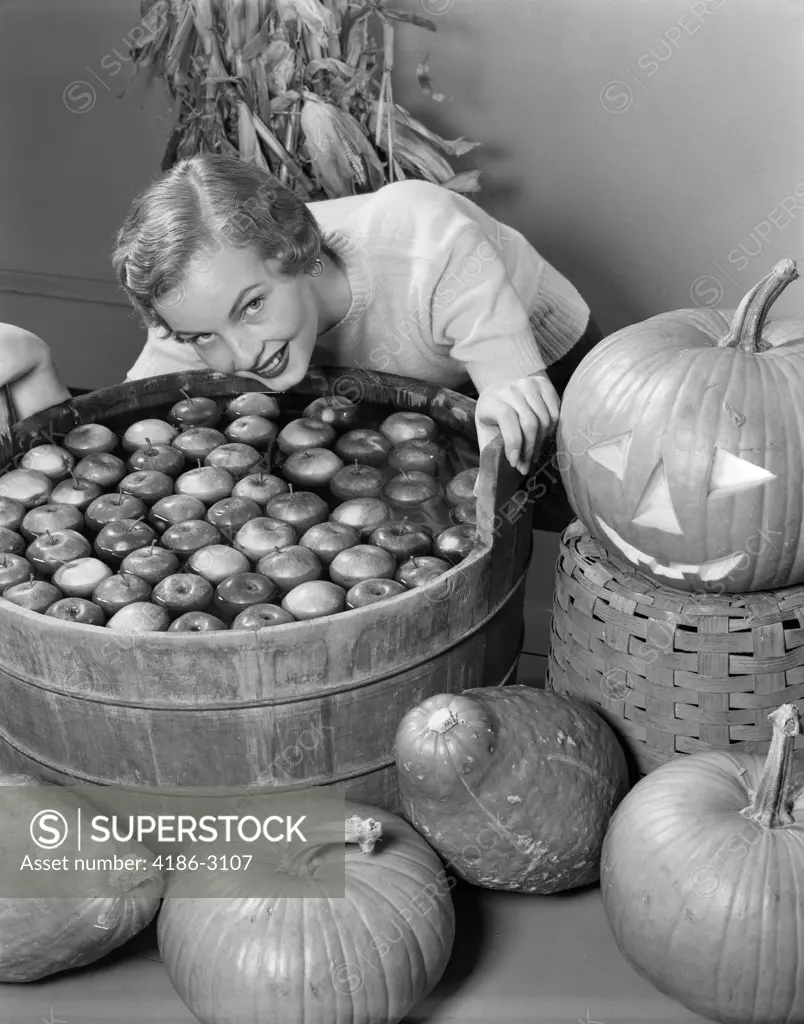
[546,520,804,777]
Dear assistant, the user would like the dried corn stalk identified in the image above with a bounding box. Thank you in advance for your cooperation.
[128,0,480,199]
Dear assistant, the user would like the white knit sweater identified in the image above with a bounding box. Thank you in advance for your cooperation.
[125,179,590,393]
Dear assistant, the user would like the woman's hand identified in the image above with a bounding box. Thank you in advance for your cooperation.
[0,325,72,422]
[475,372,560,476]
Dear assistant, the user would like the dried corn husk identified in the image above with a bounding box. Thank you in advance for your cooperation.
[127,0,479,199]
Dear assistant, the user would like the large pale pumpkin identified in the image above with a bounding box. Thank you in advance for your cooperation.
[395,685,629,893]
[557,259,804,592]
[600,703,804,1024]
[157,802,455,1024]
[0,773,163,981]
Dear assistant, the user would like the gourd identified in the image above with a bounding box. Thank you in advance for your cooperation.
[394,685,629,893]
[600,703,804,1024]
[556,258,804,592]
[0,773,163,982]
[157,802,455,1024]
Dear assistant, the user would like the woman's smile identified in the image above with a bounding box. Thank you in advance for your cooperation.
[253,342,290,378]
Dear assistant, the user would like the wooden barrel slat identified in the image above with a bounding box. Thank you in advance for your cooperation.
[0,369,533,806]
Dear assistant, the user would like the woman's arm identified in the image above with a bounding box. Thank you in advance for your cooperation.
[0,324,72,422]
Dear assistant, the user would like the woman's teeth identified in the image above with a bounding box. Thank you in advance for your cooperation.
[256,344,289,378]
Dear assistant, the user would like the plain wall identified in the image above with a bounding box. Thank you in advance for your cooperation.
[2,0,803,389]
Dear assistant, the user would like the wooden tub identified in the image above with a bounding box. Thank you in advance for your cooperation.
[0,367,535,810]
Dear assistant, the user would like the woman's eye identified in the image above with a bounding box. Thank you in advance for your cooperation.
[193,334,216,345]
[243,298,264,317]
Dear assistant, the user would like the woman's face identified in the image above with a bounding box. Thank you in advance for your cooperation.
[154,241,319,391]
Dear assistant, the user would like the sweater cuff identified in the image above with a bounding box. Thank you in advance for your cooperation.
[465,263,591,393]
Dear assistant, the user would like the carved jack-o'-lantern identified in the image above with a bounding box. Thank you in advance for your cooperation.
[557,259,804,593]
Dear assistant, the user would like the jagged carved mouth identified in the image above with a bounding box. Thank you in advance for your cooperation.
[596,518,746,582]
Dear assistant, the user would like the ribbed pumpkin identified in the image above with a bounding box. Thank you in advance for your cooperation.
[600,703,804,1023]
[394,685,629,893]
[557,259,804,593]
[157,802,455,1024]
[0,773,163,982]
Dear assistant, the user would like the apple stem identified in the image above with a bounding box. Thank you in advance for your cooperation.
[27,572,34,584]
[45,530,54,545]
[69,470,80,488]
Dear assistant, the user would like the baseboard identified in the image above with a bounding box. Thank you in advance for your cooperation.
[0,268,128,308]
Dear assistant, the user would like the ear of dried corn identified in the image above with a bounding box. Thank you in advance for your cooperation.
[128,0,480,200]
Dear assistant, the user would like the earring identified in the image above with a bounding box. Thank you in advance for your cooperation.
[308,258,324,277]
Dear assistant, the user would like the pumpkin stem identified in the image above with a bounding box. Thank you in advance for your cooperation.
[274,815,383,877]
[428,707,459,734]
[720,259,799,352]
[740,703,800,829]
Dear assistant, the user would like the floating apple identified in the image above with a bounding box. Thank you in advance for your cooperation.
[94,519,156,568]
[152,574,214,616]
[186,544,250,586]
[256,545,322,593]
[50,474,102,512]
[175,466,235,506]
[224,415,278,450]
[120,542,180,585]
[334,429,391,468]
[0,497,25,530]
[2,577,61,614]
[0,469,52,509]
[382,471,440,509]
[0,553,33,592]
[231,603,295,630]
[433,524,476,565]
[303,396,360,430]
[388,439,445,477]
[20,444,75,481]
[169,611,228,633]
[298,522,360,566]
[204,442,262,480]
[106,601,170,632]
[232,471,288,505]
[329,497,392,539]
[282,448,344,489]
[127,441,185,477]
[205,496,262,542]
[74,454,127,492]
[0,527,25,556]
[161,519,221,561]
[277,418,337,455]
[233,517,296,562]
[171,427,227,463]
[450,499,477,526]
[213,572,278,622]
[281,580,346,620]
[265,490,329,537]
[26,529,92,576]
[93,572,153,617]
[226,392,280,420]
[122,419,179,453]
[84,492,147,533]
[395,555,452,590]
[330,462,386,501]
[369,520,432,562]
[21,503,84,541]
[119,470,174,505]
[379,412,437,446]
[345,578,407,610]
[168,393,221,429]
[46,597,105,626]
[63,423,118,458]
[328,544,397,590]
[148,494,207,533]
[52,557,113,598]
[445,468,478,507]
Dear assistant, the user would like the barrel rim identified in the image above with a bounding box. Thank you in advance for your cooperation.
[0,367,505,645]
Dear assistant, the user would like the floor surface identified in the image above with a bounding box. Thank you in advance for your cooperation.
[3,881,709,1024]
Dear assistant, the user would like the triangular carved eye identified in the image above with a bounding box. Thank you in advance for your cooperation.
[632,460,683,534]
[707,448,775,498]
[587,432,631,480]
